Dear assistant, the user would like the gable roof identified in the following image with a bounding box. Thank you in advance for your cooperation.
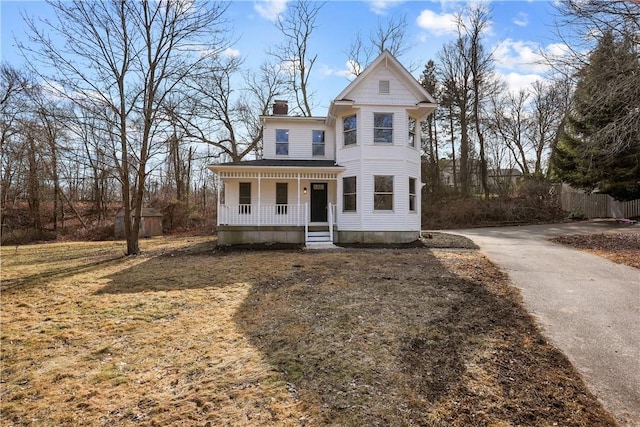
[332,50,437,107]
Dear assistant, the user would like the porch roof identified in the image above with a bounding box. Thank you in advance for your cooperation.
[210,159,342,168]
[209,159,345,180]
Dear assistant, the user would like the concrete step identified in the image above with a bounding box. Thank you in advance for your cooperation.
[306,230,331,243]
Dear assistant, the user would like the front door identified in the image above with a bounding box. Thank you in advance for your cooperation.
[310,183,327,222]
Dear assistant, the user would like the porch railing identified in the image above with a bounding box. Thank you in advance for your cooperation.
[218,204,306,226]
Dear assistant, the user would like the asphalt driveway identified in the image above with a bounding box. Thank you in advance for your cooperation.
[447,222,640,426]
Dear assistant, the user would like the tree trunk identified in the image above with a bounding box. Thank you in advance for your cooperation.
[26,135,42,235]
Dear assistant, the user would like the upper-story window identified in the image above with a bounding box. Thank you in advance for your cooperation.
[408,117,416,147]
[343,115,357,146]
[312,130,325,156]
[374,113,393,144]
[276,129,289,155]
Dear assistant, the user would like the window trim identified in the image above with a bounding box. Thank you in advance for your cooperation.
[373,113,393,144]
[408,117,416,147]
[275,129,289,155]
[312,130,325,156]
[409,177,417,212]
[374,175,394,211]
[343,114,357,146]
[343,176,357,212]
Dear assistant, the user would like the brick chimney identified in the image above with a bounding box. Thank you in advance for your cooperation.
[273,99,288,115]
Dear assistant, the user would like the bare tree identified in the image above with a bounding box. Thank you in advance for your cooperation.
[529,80,571,176]
[347,15,412,77]
[457,4,494,199]
[419,60,441,197]
[176,56,285,162]
[21,0,229,255]
[488,89,531,176]
[270,1,324,116]
[0,65,31,225]
[438,40,473,195]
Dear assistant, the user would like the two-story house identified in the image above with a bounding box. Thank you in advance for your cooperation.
[209,50,437,246]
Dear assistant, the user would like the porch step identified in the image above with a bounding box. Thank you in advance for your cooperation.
[304,242,340,250]
[306,230,331,243]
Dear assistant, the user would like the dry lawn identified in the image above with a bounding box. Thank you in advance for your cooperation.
[1,236,617,426]
[552,230,640,269]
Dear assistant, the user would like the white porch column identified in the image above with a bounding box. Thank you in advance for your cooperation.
[216,174,221,226]
[297,173,301,226]
[257,172,261,226]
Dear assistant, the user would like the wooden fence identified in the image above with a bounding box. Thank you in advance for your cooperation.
[561,189,640,219]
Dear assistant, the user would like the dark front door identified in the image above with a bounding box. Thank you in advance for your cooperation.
[310,183,328,222]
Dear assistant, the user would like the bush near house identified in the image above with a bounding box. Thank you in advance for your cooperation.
[422,179,565,229]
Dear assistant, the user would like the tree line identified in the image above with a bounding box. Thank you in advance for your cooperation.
[1,0,638,253]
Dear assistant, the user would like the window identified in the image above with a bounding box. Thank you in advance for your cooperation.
[374,113,393,143]
[312,130,325,156]
[379,80,390,94]
[343,115,357,146]
[409,178,417,211]
[276,183,288,215]
[276,129,289,155]
[408,118,416,147]
[343,176,357,212]
[239,182,251,214]
[374,175,393,210]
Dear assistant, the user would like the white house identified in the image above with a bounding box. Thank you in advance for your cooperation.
[209,50,437,245]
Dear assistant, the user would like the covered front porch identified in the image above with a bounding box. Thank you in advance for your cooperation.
[209,161,343,245]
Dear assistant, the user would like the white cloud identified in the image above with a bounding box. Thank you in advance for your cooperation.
[222,47,241,58]
[416,9,458,36]
[253,0,288,22]
[494,39,545,73]
[367,0,405,15]
[498,71,544,94]
[494,39,572,75]
[513,12,528,27]
[416,6,493,37]
[319,61,359,79]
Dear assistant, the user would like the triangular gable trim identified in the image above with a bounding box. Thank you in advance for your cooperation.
[333,50,437,105]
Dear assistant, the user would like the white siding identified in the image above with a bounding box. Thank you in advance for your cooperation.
[263,118,334,161]
[348,66,421,106]
[334,105,422,232]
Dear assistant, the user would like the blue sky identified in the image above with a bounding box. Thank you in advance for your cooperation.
[1,1,566,116]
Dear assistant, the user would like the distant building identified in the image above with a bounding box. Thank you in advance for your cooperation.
[114,207,163,238]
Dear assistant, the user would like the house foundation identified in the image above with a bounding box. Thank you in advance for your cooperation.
[217,225,304,245]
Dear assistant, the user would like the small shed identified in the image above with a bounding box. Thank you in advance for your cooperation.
[114,207,163,238]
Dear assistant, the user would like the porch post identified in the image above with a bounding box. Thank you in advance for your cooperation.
[216,174,221,226]
[297,173,301,226]
[257,172,261,226]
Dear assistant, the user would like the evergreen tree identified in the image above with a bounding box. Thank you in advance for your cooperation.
[553,31,640,201]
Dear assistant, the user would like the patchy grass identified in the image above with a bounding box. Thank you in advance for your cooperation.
[552,230,640,269]
[1,237,617,426]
